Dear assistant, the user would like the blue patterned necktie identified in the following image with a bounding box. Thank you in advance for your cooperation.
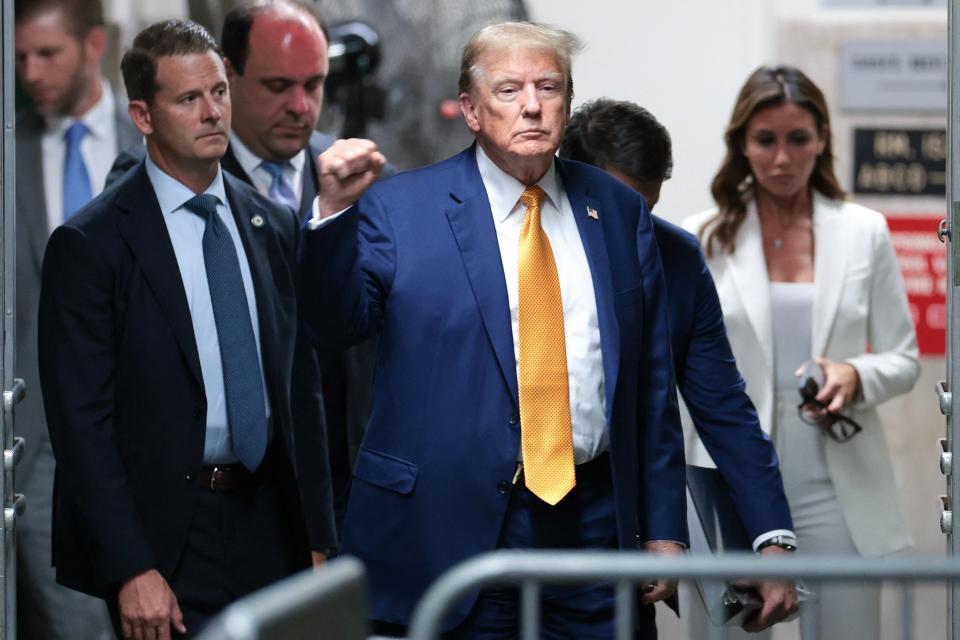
[63,122,92,221]
[260,160,300,212]
[183,194,268,471]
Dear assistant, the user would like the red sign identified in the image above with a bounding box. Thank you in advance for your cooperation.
[885,214,946,357]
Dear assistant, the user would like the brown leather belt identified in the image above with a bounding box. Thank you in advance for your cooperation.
[197,464,255,491]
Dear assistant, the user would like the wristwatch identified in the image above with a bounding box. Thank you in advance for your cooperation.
[757,535,798,552]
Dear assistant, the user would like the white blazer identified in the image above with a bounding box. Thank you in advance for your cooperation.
[682,194,920,557]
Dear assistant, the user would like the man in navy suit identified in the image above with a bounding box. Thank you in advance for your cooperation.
[299,22,686,637]
[561,98,799,631]
[38,19,335,640]
[105,1,381,531]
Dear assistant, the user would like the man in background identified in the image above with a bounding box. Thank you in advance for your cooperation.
[561,98,798,632]
[14,0,139,636]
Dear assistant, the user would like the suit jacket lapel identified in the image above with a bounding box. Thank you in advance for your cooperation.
[115,164,204,387]
[223,175,286,414]
[727,202,774,376]
[17,111,50,276]
[558,161,619,423]
[812,195,846,357]
[444,149,519,409]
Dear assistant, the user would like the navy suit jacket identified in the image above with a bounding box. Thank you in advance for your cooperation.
[298,148,687,627]
[653,217,792,541]
[38,163,336,596]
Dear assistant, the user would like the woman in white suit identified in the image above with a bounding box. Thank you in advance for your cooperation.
[683,65,919,639]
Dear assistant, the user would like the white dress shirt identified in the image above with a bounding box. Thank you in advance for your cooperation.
[475,145,607,464]
[41,78,120,233]
[230,133,306,202]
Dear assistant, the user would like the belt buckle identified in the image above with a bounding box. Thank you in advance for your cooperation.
[512,461,524,486]
[209,465,223,490]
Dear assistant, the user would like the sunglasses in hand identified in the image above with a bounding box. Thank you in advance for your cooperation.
[796,361,863,443]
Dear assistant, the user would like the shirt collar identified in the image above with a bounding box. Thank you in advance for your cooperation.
[230,131,307,175]
[145,153,227,217]
[474,144,564,223]
[45,77,114,140]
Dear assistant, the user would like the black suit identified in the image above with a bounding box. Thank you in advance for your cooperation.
[107,133,381,529]
[37,162,336,619]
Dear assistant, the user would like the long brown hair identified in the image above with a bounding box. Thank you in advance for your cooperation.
[702,65,846,256]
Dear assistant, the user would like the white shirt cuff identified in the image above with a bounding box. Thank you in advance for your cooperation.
[643,539,688,550]
[308,197,351,230]
[752,529,797,552]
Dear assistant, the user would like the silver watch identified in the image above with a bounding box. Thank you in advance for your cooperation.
[757,534,797,552]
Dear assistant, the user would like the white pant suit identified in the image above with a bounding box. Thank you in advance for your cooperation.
[682,194,920,639]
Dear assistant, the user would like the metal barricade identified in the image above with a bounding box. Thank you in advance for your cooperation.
[407,550,960,640]
[196,557,368,640]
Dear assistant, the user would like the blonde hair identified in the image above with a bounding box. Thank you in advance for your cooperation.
[458,21,582,106]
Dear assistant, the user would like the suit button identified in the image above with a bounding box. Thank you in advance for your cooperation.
[185,473,194,482]
[508,413,518,426]
[192,406,203,420]
[497,481,509,495]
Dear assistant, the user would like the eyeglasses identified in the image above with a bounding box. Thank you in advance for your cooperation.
[796,362,863,443]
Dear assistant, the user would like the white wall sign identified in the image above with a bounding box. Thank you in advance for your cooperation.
[840,39,946,112]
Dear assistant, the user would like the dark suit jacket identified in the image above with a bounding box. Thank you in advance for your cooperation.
[37,163,336,597]
[15,98,141,484]
[298,148,687,627]
[106,132,381,524]
[653,217,792,541]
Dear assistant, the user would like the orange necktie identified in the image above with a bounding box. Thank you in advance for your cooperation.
[517,185,576,505]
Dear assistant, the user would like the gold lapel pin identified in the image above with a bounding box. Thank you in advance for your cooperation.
[251,214,265,228]
[587,206,599,220]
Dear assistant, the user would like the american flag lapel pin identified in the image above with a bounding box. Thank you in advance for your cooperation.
[586,206,599,220]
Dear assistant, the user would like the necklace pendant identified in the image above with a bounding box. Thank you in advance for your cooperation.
[773,238,783,251]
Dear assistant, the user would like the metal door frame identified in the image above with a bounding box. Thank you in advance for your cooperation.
[1,0,25,637]
[946,1,960,639]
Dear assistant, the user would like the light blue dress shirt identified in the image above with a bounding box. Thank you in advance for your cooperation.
[145,156,272,464]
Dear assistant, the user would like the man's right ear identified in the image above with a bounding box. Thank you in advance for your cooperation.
[459,92,481,133]
[127,100,153,137]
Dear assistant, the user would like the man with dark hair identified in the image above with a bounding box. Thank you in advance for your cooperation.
[561,98,798,632]
[561,99,673,207]
[218,0,331,213]
[108,1,380,529]
[38,18,335,640]
[14,0,139,637]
